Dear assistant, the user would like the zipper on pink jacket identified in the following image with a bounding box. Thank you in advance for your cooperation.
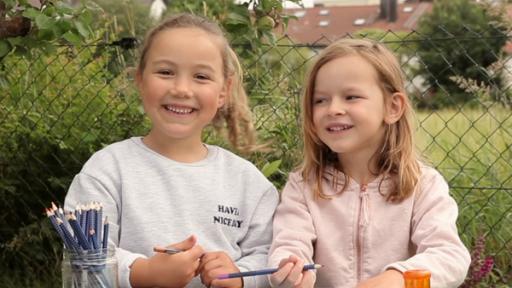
[356,184,369,282]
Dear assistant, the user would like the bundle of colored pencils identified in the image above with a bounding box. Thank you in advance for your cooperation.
[46,202,113,288]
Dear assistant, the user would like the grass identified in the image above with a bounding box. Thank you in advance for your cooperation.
[416,106,512,285]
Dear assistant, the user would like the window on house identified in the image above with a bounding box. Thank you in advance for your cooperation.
[319,20,329,27]
[353,18,366,26]
[319,9,329,16]
[294,10,306,18]
[403,6,413,13]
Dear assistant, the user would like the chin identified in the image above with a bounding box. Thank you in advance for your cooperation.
[324,143,349,154]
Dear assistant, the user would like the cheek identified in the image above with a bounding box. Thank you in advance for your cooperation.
[312,108,322,126]
[140,79,164,97]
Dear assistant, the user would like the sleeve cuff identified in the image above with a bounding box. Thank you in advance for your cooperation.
[116,248,147,288]
[383,262,408,273]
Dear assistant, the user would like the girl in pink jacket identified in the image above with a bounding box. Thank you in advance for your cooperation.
[268,38,471,288]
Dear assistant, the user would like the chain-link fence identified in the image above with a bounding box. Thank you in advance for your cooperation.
[1,28,511,286]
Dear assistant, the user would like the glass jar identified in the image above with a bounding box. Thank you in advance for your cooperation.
[62,247,118,288]
[404,269,431,288]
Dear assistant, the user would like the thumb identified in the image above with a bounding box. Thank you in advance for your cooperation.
[269,262,293,287]
[169,235,197,251]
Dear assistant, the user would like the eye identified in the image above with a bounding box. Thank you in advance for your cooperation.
[195,73,211,81]
[157,69,174,76]
[313,97,327,105]
[346,95,360,100]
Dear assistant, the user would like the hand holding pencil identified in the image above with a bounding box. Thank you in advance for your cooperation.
[198,251,243,288]
[133,235,204,288]
[269,255,317,288]
[152,246,321,287]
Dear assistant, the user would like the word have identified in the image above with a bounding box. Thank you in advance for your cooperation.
[213,204,243,228]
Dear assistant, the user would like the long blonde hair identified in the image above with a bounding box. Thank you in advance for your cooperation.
[136,13,257,153]
[301,38,421,202]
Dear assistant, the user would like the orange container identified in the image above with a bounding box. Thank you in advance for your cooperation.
[403,269,431,288]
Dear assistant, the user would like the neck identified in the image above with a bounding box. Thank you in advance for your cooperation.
[338,149,379,185]
[143,131,207,163]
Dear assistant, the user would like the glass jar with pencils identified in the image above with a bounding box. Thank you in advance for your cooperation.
[45,201,116,288]
[61,246,118,288]
[403,269,431,288]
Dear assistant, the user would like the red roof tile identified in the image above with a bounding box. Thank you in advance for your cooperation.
[284,1,432,44]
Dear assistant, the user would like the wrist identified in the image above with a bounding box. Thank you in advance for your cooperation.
[130,257,154,287]
[386,268,404,283]
[386,268,403,276]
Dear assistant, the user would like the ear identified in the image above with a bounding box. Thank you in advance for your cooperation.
[218,77,232,108]
[384,92,406,124]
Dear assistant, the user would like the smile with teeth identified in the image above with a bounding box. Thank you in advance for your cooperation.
[163,105,195,114]
[327,124,353,132]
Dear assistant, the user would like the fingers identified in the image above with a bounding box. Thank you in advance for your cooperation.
[210,276,243,288]
[286,257,305,286]
[298,271,315,288]
[269,256,307,288]
[170,234,197,251]
[186,243,205,260]
[163,235,204,262]
[197,251,221,273]
[199,252,241,288]
[269,262,294,287]
[278,257,292,268]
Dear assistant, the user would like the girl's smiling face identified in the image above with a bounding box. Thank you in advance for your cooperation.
[312,54,387,160]
[136,27,229,144]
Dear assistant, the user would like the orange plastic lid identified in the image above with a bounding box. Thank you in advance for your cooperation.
[403,269,431,279]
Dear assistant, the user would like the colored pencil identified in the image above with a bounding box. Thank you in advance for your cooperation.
[95,203,103,250]
[153,246,183,254]
[67,213,91,250]
[102,217,109,249]
[217,264,323,279]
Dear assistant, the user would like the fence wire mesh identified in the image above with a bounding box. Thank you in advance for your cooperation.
[1,27,511,285]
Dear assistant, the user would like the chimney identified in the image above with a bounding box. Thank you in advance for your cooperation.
[379,0,398,22]
[388,0,397,22]
[379,0,388,19]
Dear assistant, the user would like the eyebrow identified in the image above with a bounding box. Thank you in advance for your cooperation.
[150,59,216,72]
[314,87,363,95]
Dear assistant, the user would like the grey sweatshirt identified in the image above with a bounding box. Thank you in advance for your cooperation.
[64,137,278,288]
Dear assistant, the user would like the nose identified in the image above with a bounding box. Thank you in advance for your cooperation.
[171,76,193,98]
[327,97,346,116]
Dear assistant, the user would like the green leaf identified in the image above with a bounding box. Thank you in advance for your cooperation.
[79,9,94,26]
[3,0,18,9]
[74,21,89,38]
[62,31,82,45]
[0,41,13,58]
[22,8,41,20]
[54,1,75,14]
[37,28,55,41]
[226,12,250,26]
[261,159,282,178]
[35,14,53,30]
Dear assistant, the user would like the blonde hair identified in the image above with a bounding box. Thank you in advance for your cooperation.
[136,13,257,153]
[301,38,421,202]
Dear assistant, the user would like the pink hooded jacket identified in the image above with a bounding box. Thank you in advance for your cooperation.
[268,165,470,288]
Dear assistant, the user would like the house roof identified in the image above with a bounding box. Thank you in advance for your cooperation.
[284,1,432,45]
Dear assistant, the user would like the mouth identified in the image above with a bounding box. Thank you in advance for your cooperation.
[162,104,196,115]
[326,124,353,132]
